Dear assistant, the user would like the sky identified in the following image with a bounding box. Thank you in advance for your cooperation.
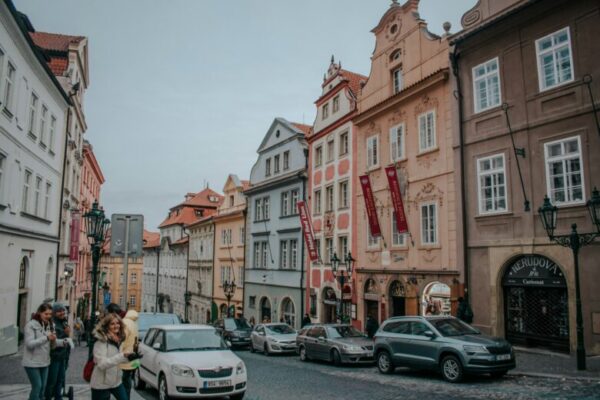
[15,0,477,231]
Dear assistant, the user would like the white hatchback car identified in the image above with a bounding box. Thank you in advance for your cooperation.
[135,324,247,400]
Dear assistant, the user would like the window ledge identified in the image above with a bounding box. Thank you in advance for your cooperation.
[475,211,513,219]
[279,214,299,220]
[417,147,439,157]
[27,132,37,141]
[474,104,503,116]
[418,244,441,250]
[337,206,349,211]
[0,203,7,210]
[366,165,380,173]
[48,150,55,157]
[555,201,587,210]
[389,158,407,165]
[538,77,576,95]
[39,142,47,150]
[2,107,13,120]
[20,211,51,224]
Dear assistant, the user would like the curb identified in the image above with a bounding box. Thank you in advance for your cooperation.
[508,371,600,382]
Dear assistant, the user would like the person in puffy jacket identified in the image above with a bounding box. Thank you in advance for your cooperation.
[119,309,139,398]
[90,314,137,400]
[22,303,57,400]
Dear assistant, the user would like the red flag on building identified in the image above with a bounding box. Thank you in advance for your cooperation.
[359,174,381,237]
[385,166,409,234]
[297,200,319,262]
[69,210,81,261]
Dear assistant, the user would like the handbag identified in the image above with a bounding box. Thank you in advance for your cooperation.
[83,358,95,382]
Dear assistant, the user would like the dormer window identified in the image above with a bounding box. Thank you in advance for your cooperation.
[322,103,329,120]
[333,96,340,113]
[229,195,234,207]
[393,68,403,94]
[390,49,401,62]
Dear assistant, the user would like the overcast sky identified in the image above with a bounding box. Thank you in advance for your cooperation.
[15,0,476,230]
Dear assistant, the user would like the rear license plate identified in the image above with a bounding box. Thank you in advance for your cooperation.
[204,379,231,388]
[496,354,511,361]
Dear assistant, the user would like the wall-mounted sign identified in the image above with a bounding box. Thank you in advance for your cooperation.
[502,255,566,288]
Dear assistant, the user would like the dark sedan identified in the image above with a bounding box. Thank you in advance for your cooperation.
[214,317,253,348]
[296,324,374,365]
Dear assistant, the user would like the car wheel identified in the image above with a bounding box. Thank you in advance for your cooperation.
[441,355,464,383]
[158,374,170,400]
[264,343,271,356]
[133,368,146,390]
[377,351,395,374]
[230,392,245,400]
[331,349,342,366]
[299,345,309,362]
[490,370,508,379]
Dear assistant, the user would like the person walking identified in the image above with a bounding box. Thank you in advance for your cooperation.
[45,304,71,400]
[119,310,139,399]
[365,315,379,339]
[73,316,83,347]
[90,313,139,400]
[301,314,311,328]
[22,303,56,400]
[456,297,474,323]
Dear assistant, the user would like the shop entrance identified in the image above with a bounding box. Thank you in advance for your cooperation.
[389,280,406,317]
[322,287,337,323]
[502,255,569,352]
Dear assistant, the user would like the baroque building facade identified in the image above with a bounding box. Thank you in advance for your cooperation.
[186,215,215,323]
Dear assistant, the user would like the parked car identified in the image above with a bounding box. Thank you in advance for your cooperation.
[214,318,252,348]
[135,324,247,399]
[250,323,297,355]
[137,312,181,341]
[374,316,516,383]
[296,324,374,365]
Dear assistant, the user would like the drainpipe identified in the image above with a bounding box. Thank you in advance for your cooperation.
[299,148,309,325]
[450,47,470,303]
[241,208,247,317]
[55,107,71,301]
[183,226,190,322]
[211,219,216,323]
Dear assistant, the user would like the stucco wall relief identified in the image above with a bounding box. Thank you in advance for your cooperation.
[414,95,439,117]
[411,182,444,210]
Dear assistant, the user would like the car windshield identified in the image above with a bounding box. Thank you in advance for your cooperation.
[431,318,480,337]
[138,314,180,331]
[166,330,227,351]
[224,318,251,331]
[266,324,296,335]
[327,326,364,338]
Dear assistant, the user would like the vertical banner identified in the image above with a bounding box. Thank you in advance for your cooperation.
[69,210,81,261]
[359,175,381,237]
[297,200,319,262]
[385,166,409,233]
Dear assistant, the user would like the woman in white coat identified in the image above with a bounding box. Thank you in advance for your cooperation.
[22,303,56,400]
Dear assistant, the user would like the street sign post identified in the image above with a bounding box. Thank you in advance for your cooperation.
[110,214,144,309]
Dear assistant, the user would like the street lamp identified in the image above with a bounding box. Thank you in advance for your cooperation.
[83,200,110,359]
[538,190,600,370]
[331,252,355,323]
[223,280,237,317]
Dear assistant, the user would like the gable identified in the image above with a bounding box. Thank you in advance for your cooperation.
[256,118,303,153]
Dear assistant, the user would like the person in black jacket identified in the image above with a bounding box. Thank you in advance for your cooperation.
[45,304,71,400]
[456,297,474,323]
[301,314,312,328]
[366,315,379,339]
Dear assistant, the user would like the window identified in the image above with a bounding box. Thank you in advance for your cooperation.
[22,170,32,213]
[325,238,333,263]
[393,68,403,94]
[229,195,234,207]
[39,106,48,147]
[477,154,507,214]
[339,131,348,156]
[283,151,290,170]
[315,146,323,167]
[290,240,298,269]
[367,226,379,248]
[261,242,268,268]
[338,181,348,209]
[131,272,137,284]
[0,152,5,199]
[367,135,379,169]
[130,296,136,307]
[333,95,340,113]
[545,136,584,205]
[28,93,39,137]
[392,212,406,246]
[327,137,334,162]
[49,116,56,153]
[325,185,334,212]
[274,154,280,173]
[322,103,329,119]
[254,198,263,221]
[420,203,437,245]
[34,176,42,216]
[473,58,501,113]
[313,189,322,214]
[263,197,270,220]
[290,189,299,215]
[314,238,321,260]
[239,226,244,244]
[338,236,348,258]
[280,241,288,269]
[265,158,271,176]
[249,296,256,308]
[238,266,244,285]
[390,123,405,162]
[281,191,290,216]
[120,272,124,284]
[536,27,574,91]
[3,62,15,112]
[253,242,261,268]
[418,111,436,152]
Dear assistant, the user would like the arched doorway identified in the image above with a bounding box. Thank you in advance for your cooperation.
[389,280,406,317]
[219,303,227,318]
[322,287,337,323]
[17,257,29,341]
[502,255,569,352]
[260,297,272,322]
[281,298,295,327]
[363,279,379,322]
[422,281,451,316]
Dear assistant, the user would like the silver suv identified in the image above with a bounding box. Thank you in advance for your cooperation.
[374,316,515,382]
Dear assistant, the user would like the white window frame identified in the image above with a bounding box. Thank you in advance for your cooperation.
[274,154,280,174]
[367,134,379,169]
[39,105,48,147]
[327,137,335,163]
[390,123,405,162]
[472,57,502,113]
[290,189,299,215]
[393,68,403,94]
[325,238,333,264]
[281,191,290,217]
[420,202,438,246]
[339,131,349,156]
[283,151,289,170]
[3,60,15,112]
[49,116,56,153]
[338,180,348,209]
[265,158,271,176]
[34,175,42,216]
[313,189,322,215]
[477,153,508,215]
[332,95,340,113]
[0,151,5,201]
[22,169,32,213]
[536,27,575,92]
[544,135,585,206]
[315,145,323,167]
[280,240,288,269]
[290,239,298,269]
[261,242,268,268]
[418,110,436,152]
[367,226,379,249]
[322,103,329,120]
[325,185,334,212]
[28,92,39,137]
[338,236,348,258]
[253,242,261,268]
[391,212,406,247]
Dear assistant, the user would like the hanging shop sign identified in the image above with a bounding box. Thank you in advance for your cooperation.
[359,175,381,237]
[385,166,409,233]
[69,210,81,261]
[297,201,319,262]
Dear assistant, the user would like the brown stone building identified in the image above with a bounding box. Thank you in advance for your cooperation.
[452,0,600,355]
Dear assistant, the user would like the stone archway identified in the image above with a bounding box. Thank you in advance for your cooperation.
[259,297,272,322]
[17,257,29,341]
[363,278,380,322]
[389,280,406,317]
[322,287,337,323]
[280,297,295,327]
[421,281,451,316]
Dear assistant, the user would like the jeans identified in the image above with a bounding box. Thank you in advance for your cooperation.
[45,358,66,400]
[24,367,49,400]
[121,369,134,399]
[90,384,128,400]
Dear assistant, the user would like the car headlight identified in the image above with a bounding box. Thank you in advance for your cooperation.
[236,361,245,375]
[171,364,194,377]
[463,345,490,354]
[267,336,279,343]
[343,345,362,352]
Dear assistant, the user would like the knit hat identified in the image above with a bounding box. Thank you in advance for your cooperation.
[52,303,66,313]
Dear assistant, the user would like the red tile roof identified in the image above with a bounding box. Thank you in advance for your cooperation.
[292,123,312,136]
[143,230,161,249]
[171,236,189,246]
[159,188,224,228]
[159,207,203,229]
[47,57,69,75]
[30,31,85,52]
[339,69,368,96]
[180,188,224,208]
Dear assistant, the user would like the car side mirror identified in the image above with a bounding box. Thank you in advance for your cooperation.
[152,342,161,351]
[424,330,436,339]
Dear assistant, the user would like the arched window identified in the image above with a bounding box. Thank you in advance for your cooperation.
[281,298,295,327]
[390,49,401,62]
[19,257,28,289]
[45,258,54,299]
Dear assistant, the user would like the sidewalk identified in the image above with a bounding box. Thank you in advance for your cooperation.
[0,385,144,399]
[511,347,600,380]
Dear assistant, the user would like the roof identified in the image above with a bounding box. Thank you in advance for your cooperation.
[143,230,160,249]
[171,236,189,246]
[158,207,204,229]
[291,123,312,136]
[30,31,85,52]
[339,69,368,96]
[185,214,214,229]
[179,188,224,208]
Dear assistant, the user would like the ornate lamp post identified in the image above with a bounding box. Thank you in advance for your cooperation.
[331,252,356,323]
[223,280,237,317]
[538,188,600,370]
[83,200,110,359]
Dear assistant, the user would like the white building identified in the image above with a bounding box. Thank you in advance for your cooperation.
[186,215,215,323]
[0,0,70,356]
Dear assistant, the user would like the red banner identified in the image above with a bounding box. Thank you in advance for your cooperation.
[359,175,381,237]
[385,166,408,234]
[69,210,81,261]
[297,201,319,262]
